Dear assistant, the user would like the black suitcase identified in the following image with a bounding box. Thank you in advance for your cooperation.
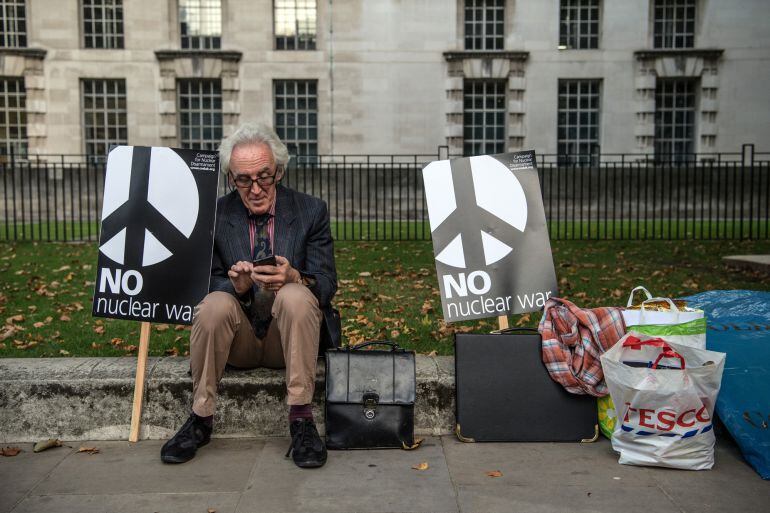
[455,329,598,442]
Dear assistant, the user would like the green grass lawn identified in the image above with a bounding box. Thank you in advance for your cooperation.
[1,239,769,358]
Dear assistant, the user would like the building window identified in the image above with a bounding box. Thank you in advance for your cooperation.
[0,77,26,157]
[275,0,316,50]
[82,79,127,157]
[559,0,600,50]
[274,80,317,158]
[178,79,222,150]
[653,0,695,49]
[0,0,26,48]
[83,0,124,49]
[463,80,505,157]
[179,0,221,50]
[464,0,504,51]
[557,79,601,163]
[655,78,697,161]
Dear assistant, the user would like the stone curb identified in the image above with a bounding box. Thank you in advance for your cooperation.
[0,356,455,442]
[723,254,770,274]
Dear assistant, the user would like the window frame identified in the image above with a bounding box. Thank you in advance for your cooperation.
[273,79,319,159]
[178,0,222,50]
[81,78,128,157]
[177,78,223,151]
[274,0,317,51]
[0,76,27,157]
[652,0,696,49]
[559,0,601,50]
[462,78,507,157]
[463,0,505,51]
[556,78,602,164]
[0,0,27,48]
[81,0,125,50]
[654,77,698,162]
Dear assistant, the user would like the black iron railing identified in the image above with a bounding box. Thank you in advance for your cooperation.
[1,147,768,242]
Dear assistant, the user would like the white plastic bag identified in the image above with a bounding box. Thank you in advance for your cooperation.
[622,286,706,349]
[601,332,726,470]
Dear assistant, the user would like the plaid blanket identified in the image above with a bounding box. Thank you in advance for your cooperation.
[538,297,626,396]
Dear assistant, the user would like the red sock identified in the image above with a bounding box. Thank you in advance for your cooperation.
[289,404,313,423]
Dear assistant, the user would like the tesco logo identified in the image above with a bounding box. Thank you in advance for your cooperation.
[622,402,712,432]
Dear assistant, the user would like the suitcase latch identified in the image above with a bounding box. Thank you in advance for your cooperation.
[363,392,379,420]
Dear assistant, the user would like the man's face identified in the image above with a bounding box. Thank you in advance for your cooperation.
[228,142,282,216]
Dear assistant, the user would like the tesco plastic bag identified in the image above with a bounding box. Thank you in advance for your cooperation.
[601,332,726,470]
[599,287,708,439]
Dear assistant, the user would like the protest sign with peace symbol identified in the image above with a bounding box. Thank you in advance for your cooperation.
[422,151,557,322]
[92,146,219,325]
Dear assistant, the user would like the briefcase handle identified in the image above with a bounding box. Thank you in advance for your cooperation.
[347,340,405,352]
[490,327,540,335]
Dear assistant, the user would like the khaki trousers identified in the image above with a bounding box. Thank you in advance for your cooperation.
[190,284,322,417]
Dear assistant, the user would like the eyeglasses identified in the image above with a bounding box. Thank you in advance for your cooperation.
[230,168,281,189]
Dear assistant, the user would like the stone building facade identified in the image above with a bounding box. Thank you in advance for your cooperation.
[0,0,767,159]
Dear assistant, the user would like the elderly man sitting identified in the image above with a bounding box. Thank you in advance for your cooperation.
[161,123,339,468]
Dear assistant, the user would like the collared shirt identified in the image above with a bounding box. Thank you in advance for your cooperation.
[248,198,276,259]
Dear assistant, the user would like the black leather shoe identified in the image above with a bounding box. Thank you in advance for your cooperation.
[160,414,212,464]
[285,418,327,468]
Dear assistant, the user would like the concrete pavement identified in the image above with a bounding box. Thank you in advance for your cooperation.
[1,436,767,513]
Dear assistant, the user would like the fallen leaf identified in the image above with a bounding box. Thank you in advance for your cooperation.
[77,446,100,454]
[33,322,45,328]
[174,324,186,331]
[207,509,217,513]
[93,325,105,335]
[412,462,429,471]
[515,313,531,327]
[110,337,124,346]
[486,470,503,478]
[59,315,71,322]
[358,272,372,277]
[154,324,170,332]
[6,314,24,324]
[59,349,70,356]
[402,438,424,451]
[27,305,37,312]
[1,446,21,457]
[390,330,400,338]
[33,439,62,453]
[426,350,438,357]
[53,265,71,272]
[124,345,138,352]
[91,343,103,349]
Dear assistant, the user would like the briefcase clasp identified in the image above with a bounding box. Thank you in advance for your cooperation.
[363,392,379,420]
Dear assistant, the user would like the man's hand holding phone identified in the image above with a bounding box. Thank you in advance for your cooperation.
[251,255,300,292]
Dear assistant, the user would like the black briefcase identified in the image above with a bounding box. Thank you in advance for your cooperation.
[325,340,416,449]
[455,329,598,442]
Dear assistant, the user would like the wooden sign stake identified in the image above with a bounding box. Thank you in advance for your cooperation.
[129,321,152,443]
[497,315,509,331]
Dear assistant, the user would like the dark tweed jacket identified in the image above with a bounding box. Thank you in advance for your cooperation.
[209,185,340,349]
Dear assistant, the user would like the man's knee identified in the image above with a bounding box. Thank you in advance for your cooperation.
[273,283,320,319]
[193,291,241,330]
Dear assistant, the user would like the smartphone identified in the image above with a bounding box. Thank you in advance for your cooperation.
[252,255,277,267]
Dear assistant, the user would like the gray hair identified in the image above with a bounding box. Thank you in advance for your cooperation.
[218,123,290,174]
